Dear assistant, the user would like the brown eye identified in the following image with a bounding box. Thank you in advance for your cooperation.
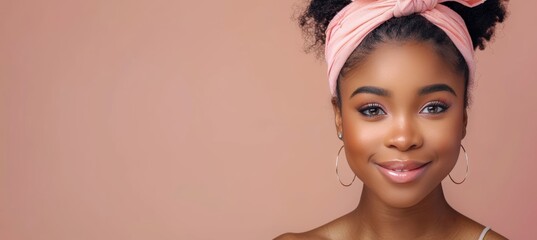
[359,103,386,117]
[420,101,449,114]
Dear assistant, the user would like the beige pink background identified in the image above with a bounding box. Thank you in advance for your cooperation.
[1,0,536,239]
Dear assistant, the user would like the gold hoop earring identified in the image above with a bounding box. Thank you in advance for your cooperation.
[336,145,356,187]
[449,144,469,184]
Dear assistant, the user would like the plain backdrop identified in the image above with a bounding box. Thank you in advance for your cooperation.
[1,0,536,239]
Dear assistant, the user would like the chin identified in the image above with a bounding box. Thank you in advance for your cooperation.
[369,181,441,209]
[383,190,428,208]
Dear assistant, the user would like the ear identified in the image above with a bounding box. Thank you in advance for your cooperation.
[331,97,343,140]
[462,109,468,139]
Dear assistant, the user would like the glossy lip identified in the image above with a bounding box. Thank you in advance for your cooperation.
[375,160,431,184]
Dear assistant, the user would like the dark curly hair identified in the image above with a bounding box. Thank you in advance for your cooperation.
[297,0,508,109]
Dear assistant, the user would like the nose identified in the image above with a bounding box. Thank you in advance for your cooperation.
[384,115,424,152]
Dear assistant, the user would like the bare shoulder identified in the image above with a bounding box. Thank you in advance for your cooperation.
[273,224,334,240]
[457,214,508,240]
[273,232,329,240]
[483,229,508,240]
[273,232,301,240]
[273,212,354,240]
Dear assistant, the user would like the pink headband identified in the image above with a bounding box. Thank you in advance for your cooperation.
[325,0,485,96]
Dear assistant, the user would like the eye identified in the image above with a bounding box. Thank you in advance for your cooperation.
[359,103,386,117]
[420,101,450,114]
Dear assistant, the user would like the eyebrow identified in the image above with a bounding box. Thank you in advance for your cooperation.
[418,83,457,96]
[349,83,457,99]
[350,86,390,99]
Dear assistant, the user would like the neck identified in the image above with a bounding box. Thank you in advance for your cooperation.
[350,184,460,239]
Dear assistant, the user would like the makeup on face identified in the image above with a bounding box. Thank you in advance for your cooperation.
[374,160,432,184]
[336,42,466,207]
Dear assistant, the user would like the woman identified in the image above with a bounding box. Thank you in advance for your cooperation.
[276,0,508,239]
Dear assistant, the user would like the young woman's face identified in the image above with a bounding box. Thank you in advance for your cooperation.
[334,41,467,208]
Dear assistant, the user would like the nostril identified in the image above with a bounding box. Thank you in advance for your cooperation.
[386,134,423,152]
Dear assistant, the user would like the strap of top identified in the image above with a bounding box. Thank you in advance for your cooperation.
[478,226,491,240]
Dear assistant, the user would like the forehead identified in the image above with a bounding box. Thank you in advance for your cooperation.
[339,41,465,98]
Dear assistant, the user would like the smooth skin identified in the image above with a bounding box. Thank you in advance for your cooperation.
[276,41,507,240]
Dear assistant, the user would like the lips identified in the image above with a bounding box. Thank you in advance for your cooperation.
[375,160,431,184]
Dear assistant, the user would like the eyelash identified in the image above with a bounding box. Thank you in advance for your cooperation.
[421,100,450,114]
[358,103,385,118]
[358,101,450,118]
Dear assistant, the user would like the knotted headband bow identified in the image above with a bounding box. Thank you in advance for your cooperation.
[325,0,485,97]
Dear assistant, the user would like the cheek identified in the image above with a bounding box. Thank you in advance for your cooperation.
[425,123,462,153]
[424,114,466,174]
[340,114,385,177]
